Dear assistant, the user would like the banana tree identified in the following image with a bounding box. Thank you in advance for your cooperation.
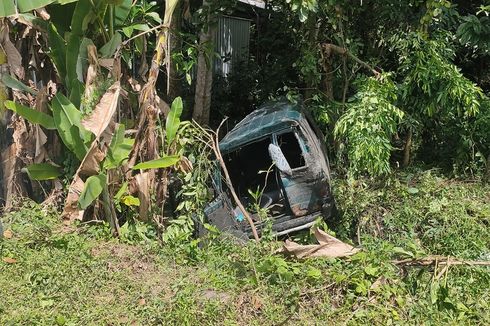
[131,96,188,227]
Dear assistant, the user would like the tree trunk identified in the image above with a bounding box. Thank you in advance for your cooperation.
[166,1,183,102]
[304,14,319,100]
[322,46,334,101]
[192,1,216,126]
[402,129,412,167]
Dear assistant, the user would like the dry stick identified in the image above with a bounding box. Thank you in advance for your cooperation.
[393,256,490,267]
[102,182,120,236]
[213,119,260,242]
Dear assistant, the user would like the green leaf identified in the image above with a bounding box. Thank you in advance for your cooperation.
[69,79,84,109]
[79,174,106,210]
[17,0,54,12]
[1,75,37,95]
[47,23,67,82]
[122,24,149,37]
[76,38,95,82]
[306,267,322,280]
[430,280,440,304]
[392,246,415,258]
[114,0,132,26]
[104,124,134,169]
[65,34,82,92]
[0,0,16,18]
[114,181,128,202]
[100,32,122,58]
[70,0,92,35]
[363,265,379,276]
[166,97,183,144]
[407,187,419,194]
[132,155,180,170]
[122,195,140,207]
[4,101,56,130]
[22,163,62,180]
[50,93,90,160]
[146,12,162,24]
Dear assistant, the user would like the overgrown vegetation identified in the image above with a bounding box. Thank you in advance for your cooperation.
[0,1,489,323]
[1,171,489,324]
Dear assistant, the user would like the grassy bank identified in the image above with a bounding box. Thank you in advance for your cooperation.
[1,170,489,325]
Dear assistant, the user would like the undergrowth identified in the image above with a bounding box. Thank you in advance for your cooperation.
[0,170,489,325]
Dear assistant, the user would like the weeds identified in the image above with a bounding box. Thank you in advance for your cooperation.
[0,170,489,324]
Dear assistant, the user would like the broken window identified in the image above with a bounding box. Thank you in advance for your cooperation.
[223,138,277,198]
[277,131,306,169]
[223,138,285,216]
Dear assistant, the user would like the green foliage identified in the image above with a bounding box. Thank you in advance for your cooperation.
[104,124,133,170]
[166,97,183,145]
[22,163,62,181]
[286,0,318,22]
[80,77,114,116]
[99,32,122,58]
[1,75,37,95]
[333,169,490,259]
[392,32,489,174]
[335,74,404,177]
[457,14,490,53]
[0,0,76,17]
[132,155,181,170]
[396,33,484,118]
[1,180,490,325]
[163,123,214,244]
[50,93,92,161]
[78,174,106,210]
[4,101,56,130]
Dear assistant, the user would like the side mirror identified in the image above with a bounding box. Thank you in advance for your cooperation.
[268,143,292,176]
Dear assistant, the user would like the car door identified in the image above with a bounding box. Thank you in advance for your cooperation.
[273,126,330,217]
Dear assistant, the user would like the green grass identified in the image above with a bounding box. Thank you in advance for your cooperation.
[1,170,489,325]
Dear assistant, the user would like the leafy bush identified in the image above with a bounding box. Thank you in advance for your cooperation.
[334,74,404,177]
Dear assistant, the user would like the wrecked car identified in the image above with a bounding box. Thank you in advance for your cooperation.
[202,100,335,239]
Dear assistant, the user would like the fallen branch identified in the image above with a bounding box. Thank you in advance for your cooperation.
[213,119,260,242]
[321,43,380,77]
[393,256,490,267]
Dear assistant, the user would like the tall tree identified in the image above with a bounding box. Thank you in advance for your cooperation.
[192,0,215,126]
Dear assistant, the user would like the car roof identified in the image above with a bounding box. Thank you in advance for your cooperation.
[219,100,303,153]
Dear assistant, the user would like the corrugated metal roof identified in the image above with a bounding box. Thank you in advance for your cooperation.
[214,15,251,77]
[219,100,304,152]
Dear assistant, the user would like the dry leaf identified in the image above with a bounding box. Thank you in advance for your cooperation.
[81,81,120,137]
[281,228,360,259]
[83,45,98,99]
[34,125,47,163]
[178,156,193,173]
[35,8,50,20]
[0,21,25,79]
[135,172,150,221]
[2,257,17,264]
[99,58,114,70]
[62,176,85,221]
[251,295,263,311]
[79,142,106,176]
[63,81,121,221]
[3,229,13,239]
[138,298,146,306]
